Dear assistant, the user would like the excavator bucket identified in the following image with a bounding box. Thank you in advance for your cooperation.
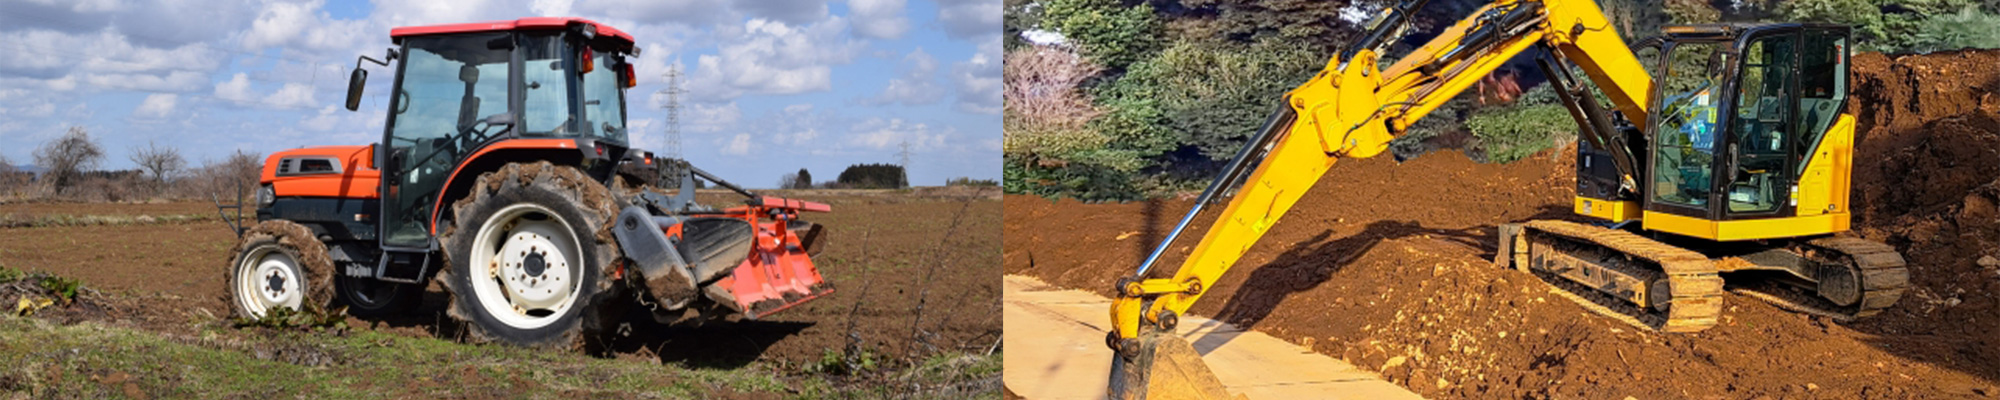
[1109,331,1242,400]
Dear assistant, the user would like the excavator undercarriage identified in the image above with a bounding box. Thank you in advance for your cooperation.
[1496,221,1909,331]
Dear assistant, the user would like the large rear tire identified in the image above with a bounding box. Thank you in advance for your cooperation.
[439,162,623,349]
[226,220,337,319]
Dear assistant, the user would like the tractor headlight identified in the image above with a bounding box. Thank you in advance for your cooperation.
[256,184,275,208]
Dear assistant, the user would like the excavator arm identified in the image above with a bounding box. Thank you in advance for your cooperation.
[1109,0,1654,345]
[1106,3,1666,397]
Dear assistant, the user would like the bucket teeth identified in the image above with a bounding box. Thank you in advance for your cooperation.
[1109,331,1240,400]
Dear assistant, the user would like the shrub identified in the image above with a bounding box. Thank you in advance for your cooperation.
[1465,102,1576,163]
[1040,0,1163,70]
[837,164,908,189]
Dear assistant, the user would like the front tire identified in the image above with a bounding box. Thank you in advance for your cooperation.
[227,220,337,319]
[439,162,622,349]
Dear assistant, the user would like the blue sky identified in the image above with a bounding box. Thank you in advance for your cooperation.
[0,0,1000,187]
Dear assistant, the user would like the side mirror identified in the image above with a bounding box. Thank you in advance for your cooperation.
[347,48,399,112]
[345,68,368,111]
[483,113,516,126]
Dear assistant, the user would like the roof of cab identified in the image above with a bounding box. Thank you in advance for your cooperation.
[389,17,634,43]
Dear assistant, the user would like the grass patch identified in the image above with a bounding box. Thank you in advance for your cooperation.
[229,305,347,331]
[0,317,796,398]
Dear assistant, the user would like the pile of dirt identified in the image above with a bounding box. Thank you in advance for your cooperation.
[1006,49,2000,399]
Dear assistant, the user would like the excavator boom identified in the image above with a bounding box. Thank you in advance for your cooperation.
[1109,0,1648,344]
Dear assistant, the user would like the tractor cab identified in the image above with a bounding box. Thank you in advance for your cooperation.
[344,18,640,249]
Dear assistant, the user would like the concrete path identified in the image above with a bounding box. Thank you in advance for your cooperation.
[1003,275,1423,400]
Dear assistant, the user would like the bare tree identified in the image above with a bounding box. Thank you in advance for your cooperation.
[778,172,798,190]
[129,141,186,185]
[0,154,19,195]
[32,126,104,195]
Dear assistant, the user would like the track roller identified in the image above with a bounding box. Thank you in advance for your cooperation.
[1496,220,1725,333]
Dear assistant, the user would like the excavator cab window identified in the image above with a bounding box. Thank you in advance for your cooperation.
[1649,41,1728,209]
[1794,31,1848,174]
[1725,32,1798,214]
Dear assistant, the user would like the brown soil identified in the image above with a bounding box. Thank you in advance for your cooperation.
[1007,49,2000,399]
[0,201,216,217]
[0,192,1001,371]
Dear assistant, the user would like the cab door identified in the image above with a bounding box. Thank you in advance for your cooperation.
[1719,29,1800,218]
[1720,27,1849,220]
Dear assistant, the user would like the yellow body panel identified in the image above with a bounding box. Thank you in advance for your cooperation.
[1795,115,1856,216]
[1643,210,1850,241]
[1574,197,1642,222]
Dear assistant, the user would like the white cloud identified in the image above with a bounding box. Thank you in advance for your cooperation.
[849,0,909,39]
[214,73,256,103]
[720,132,752,155]
[531,0,576,16]
[133,93,178,118]
[849,117,947,150]
[264,83,317,109]
[84,71,210,93]
[302,105,342,131]
[687,18,864,101]
[950,41,1000,114]
[213,73,316,109]
[933,0,999,40]
[571,0,735,27]
[868,47,944,106]
[686,102,742,133]
[239,0,322,50]
[734,0,830,25]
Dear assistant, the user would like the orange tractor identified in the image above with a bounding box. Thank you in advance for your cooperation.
[222,18,833,348]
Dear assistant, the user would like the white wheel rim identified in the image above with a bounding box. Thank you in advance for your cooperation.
[236,246,303,318]
[469,203,583,330]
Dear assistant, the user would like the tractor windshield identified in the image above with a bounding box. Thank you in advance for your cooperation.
[582,47,626,142]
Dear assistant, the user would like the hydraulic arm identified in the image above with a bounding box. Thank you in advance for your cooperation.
[1108,0,1655,346]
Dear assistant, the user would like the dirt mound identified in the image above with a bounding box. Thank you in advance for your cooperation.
[1008,49,2000,399]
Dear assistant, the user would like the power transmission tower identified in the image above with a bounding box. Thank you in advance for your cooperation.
[897,141,911,167]
[896,141,912,188]
[657,62,687,160]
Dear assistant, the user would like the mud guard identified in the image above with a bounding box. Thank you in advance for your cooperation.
[610,206,699,309]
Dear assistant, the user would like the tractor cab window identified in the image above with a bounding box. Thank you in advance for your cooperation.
[383,32,511,247]
[1651,42,1727,208]
[582,47,626,143]
[521,34,574,136]
[1726,32,1798,214]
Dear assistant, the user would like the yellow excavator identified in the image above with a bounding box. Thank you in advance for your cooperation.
[1105,0,1910,397]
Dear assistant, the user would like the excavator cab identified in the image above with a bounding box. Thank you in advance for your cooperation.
[1581,24,1855,238]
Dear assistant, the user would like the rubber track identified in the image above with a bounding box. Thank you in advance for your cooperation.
[1520,220,1725,333]
[1729,237,1909,321]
